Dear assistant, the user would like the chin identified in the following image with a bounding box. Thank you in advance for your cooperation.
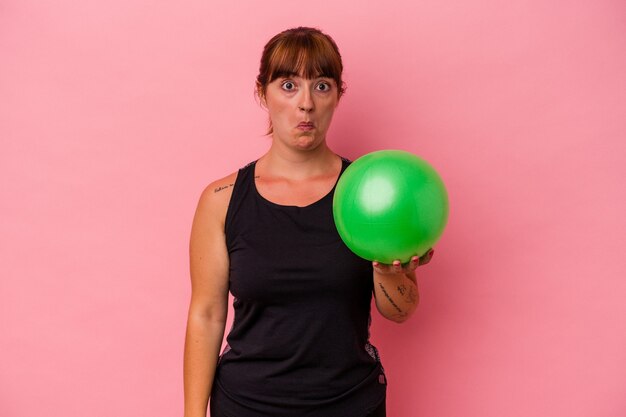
[294,136,322,150]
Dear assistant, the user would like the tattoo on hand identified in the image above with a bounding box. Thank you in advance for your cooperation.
[378,283,403,314]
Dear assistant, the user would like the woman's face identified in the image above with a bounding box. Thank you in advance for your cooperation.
[263,74,339,152]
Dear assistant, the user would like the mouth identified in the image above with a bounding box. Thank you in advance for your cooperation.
[297,122,315,131]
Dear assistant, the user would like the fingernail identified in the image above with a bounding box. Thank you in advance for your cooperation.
[411,256,419,263]
[373,261,379,267]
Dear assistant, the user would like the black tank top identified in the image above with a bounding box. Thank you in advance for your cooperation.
[212,158,386,417]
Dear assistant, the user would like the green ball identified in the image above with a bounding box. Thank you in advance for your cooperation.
[333,150,449,264]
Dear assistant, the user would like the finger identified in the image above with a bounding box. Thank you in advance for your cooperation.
[374,261,393,273]
[398,257,418,273]
[392,260,402,273]
[419,249,434,266]
[372,261,389,274]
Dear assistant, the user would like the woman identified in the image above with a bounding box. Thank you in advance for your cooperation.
[183,27,434,417]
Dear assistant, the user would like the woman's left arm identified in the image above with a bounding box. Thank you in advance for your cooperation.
[372,249,434,323]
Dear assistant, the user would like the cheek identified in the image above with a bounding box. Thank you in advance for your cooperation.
[270,106,291,123]
[319,103,337,122]
[267,101,290,120]
[265,91,289,112]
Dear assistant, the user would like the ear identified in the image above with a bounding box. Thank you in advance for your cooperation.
[338,81,347,100]
[256,81,267,108]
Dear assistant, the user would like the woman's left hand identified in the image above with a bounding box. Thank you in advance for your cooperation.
[372,248,434,275]
[371,248,433,323]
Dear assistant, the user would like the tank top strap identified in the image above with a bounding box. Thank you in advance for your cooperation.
[224,160,257,242]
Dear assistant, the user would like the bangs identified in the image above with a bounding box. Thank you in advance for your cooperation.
[266,36,342,82]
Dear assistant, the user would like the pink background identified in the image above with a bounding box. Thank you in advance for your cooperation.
[2,1,625,416]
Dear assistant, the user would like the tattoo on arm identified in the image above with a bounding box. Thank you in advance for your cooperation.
[214,183,234,193]
[378,283,403,314]
[407,286,417,304]
[215,176,259,193]
[397,284,417,304]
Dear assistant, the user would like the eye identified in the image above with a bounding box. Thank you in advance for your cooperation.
[281,80,296,91]
[315,81,331,92]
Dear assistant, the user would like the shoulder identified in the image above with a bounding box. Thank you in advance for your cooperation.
[204,171,239,200]
[194,171,239,228]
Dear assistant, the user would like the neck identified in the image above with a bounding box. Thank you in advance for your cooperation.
[259,141,338,180]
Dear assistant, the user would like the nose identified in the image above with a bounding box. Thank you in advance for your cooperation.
[298,88,314,113]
